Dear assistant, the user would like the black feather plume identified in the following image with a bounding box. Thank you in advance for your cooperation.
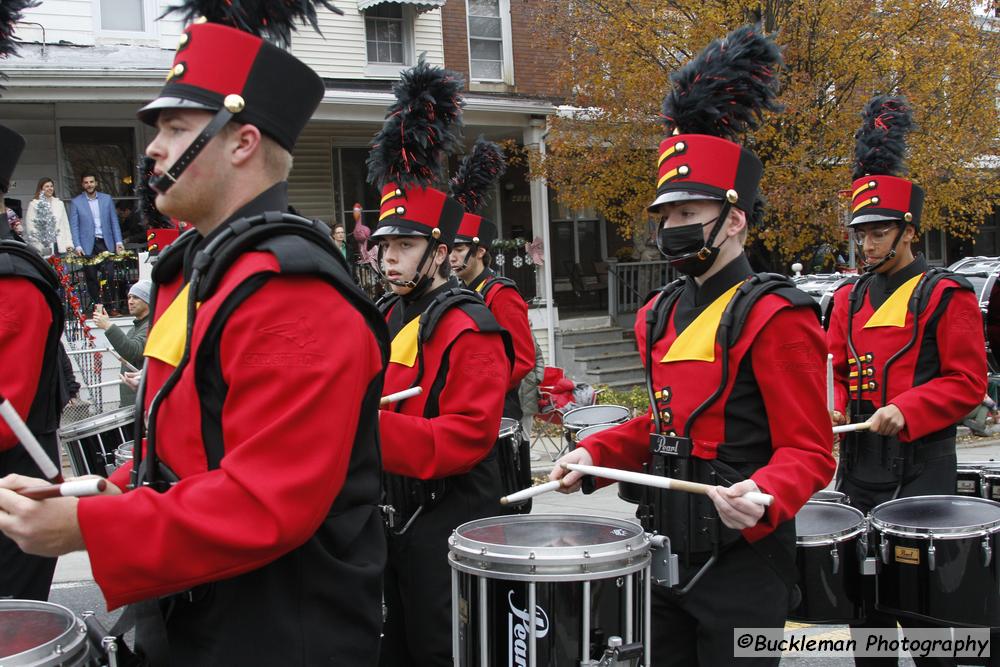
[366,57,465,190]
[661,25,783,140]
[162,0,342,47]
[137,157,172,229]
[852,95,914,180]
[750,194,767,228]
[450,137,506,213]
[0,0,37,59]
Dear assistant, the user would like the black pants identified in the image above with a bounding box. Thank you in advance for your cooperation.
[82,238,110,306]
[650,539,791,667]
[379,460,502,667]
[0,435,59,601]
[841,449,959,667]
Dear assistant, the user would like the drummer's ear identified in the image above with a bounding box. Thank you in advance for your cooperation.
[902,224,917,243]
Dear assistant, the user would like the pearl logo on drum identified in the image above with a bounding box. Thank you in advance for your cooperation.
[508,590,549,666]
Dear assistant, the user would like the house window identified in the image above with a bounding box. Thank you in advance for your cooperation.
[366,5,406,65]
[467,0,512,82]
[98,0,145,32]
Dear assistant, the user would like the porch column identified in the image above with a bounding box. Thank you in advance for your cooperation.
[523,117,557,365]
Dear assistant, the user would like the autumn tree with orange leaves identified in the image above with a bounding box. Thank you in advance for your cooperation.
[525,0,1000,270]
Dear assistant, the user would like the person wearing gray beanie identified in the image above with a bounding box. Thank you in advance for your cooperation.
[93,279,151,406]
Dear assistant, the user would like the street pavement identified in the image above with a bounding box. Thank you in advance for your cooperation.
[42,436,1000,665]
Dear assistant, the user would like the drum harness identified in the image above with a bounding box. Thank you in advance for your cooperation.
[376,286,514,535]
[119,213,388,667]
[637,273,810,594]
[840,268,972,500]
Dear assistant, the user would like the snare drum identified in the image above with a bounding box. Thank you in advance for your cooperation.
[58,408,134,477]
[449,514,651,666]
[870,495,1000,627]
[0,600,92,666]
[497,418,531,514]
[789,502,868,624]
[576,423,644,505]
[811,490,847,503]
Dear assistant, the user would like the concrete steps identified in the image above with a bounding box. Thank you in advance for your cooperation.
[559,320,643,390]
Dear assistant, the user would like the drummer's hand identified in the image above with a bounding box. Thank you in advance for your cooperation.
[868,404,905,436]
[0,475,86,557]
[120,370,140,390]
[549,447,594,493]
[707,479,766,530]
[830,410,847,426]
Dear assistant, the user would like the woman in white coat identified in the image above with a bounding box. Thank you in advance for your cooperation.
[23,176,73,256]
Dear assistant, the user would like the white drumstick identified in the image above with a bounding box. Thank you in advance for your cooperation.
[19,478,107,500]
[500,480,563,505]
[379,386,423,407]
[826,353,835,412]
[0,393,63,483]
[562,462,773,507]
[832,421,872,434]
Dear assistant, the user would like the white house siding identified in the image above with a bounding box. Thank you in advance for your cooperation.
[17,0,184,50]
[290,2,444,79]
[287,125,336,221]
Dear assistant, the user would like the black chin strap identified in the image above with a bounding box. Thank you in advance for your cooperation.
[150,106,236,194]
[861,222,905,274]
[660,201,733,266]
[454,244,476,273]
[376,237,439,296]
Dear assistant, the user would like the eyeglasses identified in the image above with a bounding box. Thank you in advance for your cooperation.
[853,226,897,246]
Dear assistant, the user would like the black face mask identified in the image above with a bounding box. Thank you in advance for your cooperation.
[657,221,721,277]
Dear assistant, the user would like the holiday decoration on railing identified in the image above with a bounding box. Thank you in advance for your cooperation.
[61,250,137,267]
[46,255,94,343]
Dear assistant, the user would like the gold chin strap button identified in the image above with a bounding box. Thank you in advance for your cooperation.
[904,212,913,222]
[395,206,405,215]
[224,94,246,114]
[431,228,442,239]
[726,189,739,204]
[472,236,480,244]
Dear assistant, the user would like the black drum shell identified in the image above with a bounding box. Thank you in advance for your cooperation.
[454,572,644,666]
[874,531,1000,628]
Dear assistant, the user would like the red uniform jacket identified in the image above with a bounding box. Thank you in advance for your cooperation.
[379,284,510,480]
[77,199,385,613]
[473,270,534,392]
[827,256,986,442]
[0,277,52,450]
[580,256,835,542]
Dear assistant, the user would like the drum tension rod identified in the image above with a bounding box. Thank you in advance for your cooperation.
[983,537,993,568]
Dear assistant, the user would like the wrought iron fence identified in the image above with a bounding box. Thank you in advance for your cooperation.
[607,260,675,323]
[493,244,538,302]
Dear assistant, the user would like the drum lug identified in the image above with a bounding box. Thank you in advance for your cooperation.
[649,534,679,588]
[983,537,993,568]
[596,635,644,666]
[830,545,840,575]
[879,534,890,565]
[927,538,936,572]
[862,556,878,576]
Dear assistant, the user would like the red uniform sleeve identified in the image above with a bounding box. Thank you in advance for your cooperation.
[0,277,52,451]
[746,307,836,542]
[77,277,382,609]
[893,286,987,442]
[380,330,509,479]
[489,286,534,391]
[826,285,852,416]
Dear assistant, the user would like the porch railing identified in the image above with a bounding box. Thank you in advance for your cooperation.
[607,260,675,324]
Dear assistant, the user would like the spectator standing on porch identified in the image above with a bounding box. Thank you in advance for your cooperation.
[23,177,73,257]
[68,172,123,311]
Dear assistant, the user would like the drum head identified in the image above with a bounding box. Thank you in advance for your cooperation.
[811,490,846,503]
[796,502,865,544]
[562,405,630,429]
[449,514,649,581]
[0,600,87,663]
[871,495,1000,537]
[576,423,621,441]
[58,407,134,440]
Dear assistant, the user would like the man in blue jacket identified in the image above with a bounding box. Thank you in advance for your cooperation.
[69,172,124,311]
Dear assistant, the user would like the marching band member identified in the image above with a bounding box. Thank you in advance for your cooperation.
[368,60,512,666]
[827,96,987,667]
[0,3,389,664]
[549,26,835,666]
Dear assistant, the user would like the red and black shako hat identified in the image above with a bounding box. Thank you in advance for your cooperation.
[137,0,340,193]
[650,25,782,213]
[0,0,36,195]
[849,96,924,229]
[367,57,466,249]
[452,137,507,250]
